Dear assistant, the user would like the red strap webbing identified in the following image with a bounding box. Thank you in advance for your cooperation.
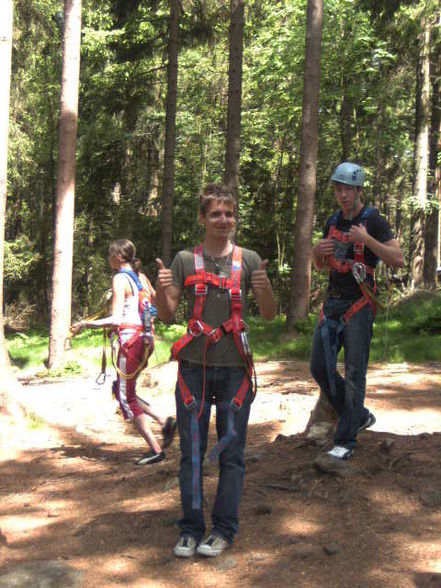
[177,363,197,410]
[319,290,377,328]
[327,224,375,275]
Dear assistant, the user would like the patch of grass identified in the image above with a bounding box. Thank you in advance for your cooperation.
[26,411,47,430]
[247,315,313,361]
[6,290,441,379]
[39,360,85,379]
[6,329,50,369]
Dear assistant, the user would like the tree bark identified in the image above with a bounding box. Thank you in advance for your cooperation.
[286,0,323,327]
[0,0,13,371]
[424,39,441,287]
[48,0,82,368]
[160,0,179,266]
[409,14,430,289]
[340,75,354,161]
[224,0,244,197]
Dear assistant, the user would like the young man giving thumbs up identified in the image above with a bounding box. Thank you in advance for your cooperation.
[156,183,277,558]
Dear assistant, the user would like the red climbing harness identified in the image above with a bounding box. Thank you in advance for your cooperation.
[171,244,254,416]
[112,270,157,380]
[321,209,377,324]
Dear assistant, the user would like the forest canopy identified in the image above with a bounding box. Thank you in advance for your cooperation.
[4,0,440,327]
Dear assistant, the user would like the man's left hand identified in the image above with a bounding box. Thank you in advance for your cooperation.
[348,223,368,244]
[251,259,271,291]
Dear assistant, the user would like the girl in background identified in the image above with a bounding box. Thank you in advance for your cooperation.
[71,239,176,464]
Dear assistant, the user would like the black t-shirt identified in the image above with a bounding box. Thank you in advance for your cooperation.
[323,206,394,299]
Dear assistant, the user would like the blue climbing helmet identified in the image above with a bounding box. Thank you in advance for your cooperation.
[331,162,365,187]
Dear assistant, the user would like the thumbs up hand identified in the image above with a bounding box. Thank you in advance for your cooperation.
[251,259,271,292]
[156,258,173,290]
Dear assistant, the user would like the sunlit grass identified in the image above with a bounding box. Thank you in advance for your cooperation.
[6,291,441,379]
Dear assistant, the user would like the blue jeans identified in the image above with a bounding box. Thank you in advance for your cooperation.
[310,298,374,449]
[175,360,252,543]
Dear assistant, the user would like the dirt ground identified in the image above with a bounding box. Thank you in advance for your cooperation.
[1,360,441,588]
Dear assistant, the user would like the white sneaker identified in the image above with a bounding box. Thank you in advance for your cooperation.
[326,445,354,460]
[196,533,229,557]
[174,535,197,558]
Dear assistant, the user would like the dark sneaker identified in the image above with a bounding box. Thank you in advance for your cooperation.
[174,535,197,558]
[135,451,165,465]
[358,412,376,432]
[326,445,354,460]
[196,533,229,557]
[162,416,177,449]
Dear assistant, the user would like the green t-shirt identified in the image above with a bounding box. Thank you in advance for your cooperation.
[171,246,261,366]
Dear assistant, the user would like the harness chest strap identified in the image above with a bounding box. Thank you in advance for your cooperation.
[171,245,248,361]
[324,208,378,322]
[327,208,375,275]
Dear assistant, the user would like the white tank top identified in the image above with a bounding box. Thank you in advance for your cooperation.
[120,275,142,343]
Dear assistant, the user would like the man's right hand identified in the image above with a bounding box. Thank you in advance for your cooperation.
[70,321,85,336]
[156,258,173,289]
[314,238,335,256]
[312,238,335,271]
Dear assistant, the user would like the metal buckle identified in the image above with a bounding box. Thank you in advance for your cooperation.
[185,398,197,411]
[230,397,242,412]
[218,276,227,289]
[188,320,203,337]
[95,372,106,385]
[352,262,366,284]
[240,331,252,357]
[195,283,208,296]
[208,328,221,342]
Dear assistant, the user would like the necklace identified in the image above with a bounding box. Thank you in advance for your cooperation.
[203,250,232,275]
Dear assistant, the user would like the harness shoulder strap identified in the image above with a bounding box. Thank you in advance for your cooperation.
[328,211,342,227]
[360,206,375,223]
[119,268,142,291]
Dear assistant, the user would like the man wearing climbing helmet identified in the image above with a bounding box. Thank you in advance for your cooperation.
[310,162,404,460]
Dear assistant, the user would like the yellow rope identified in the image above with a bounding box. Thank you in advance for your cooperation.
[66,289,112,346]
[111,338,151,380]
[359,283,385,310]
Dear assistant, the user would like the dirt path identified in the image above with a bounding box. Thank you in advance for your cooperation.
[1,361,441,587]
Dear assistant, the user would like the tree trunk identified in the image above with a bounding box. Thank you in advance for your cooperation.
[410,15,430,289]
[340,75,354,161]
[424,39,441,287]
[374,96,386,213]
[160,0,179,266]
[224,0,244,196]
[304,391,338,440]
[286,0,323,327]
[0,0,13,371]
[48,0,82,368]
[0,0,24,424]
[146,130,160,215]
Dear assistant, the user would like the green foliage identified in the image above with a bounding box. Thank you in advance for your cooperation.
[387,291,441,334]
[7,0,439,326]
[26,412,47,430]
[6,329,50,369]
[4,235,40,284]
[6,290,441,381]
[43,361,85,379]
